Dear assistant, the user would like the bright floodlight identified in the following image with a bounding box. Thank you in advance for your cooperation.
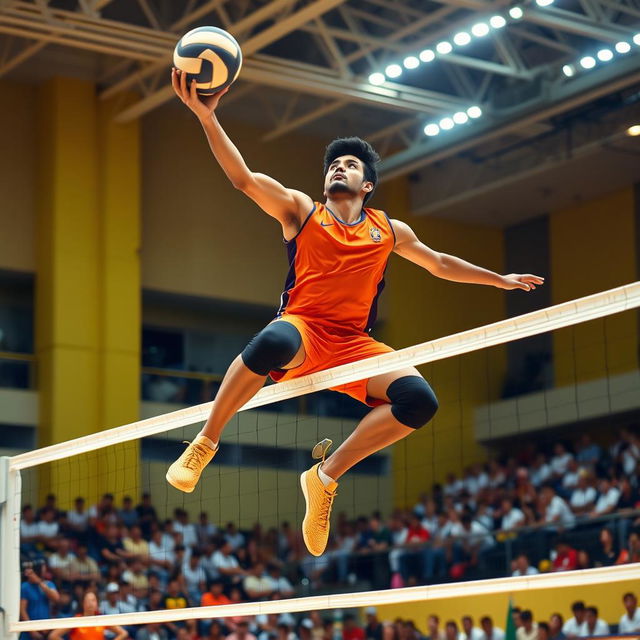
[509,6,524,19]
[436,41,453,54]
[454,32,472,46]
[385,63,402,78]
[579,56,596,69]
[471,22,490,37]
[536,0,554,6]
[439,117,455,130]
[490,15,507,28]
[597,49,613,62]
[419,49,435,63]
[627,124,640,136]
[467,105,482,118]
[368,72,385,85]
[404,56,419,69]
[453,111,469,124]
[615,41,631,53]
[634,33,640,46]
[424,124,440,136]
[562,64,575,77]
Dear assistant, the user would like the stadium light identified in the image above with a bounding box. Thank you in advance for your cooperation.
[562,64,575,77]
[454,32,472,46]
[440,117,455,130]
[403,56,419,69]
[579,56,596,69]
[453,111,469,124]
[467,105,482,118]
[385,63,402,78]
[471,22,490,37]
[509,7,524,19]
[615,41,631,53]
[424,124,440,136]
[490,15,507,28]
[368,72,385,85]
[627,124,640,136]
[436,41,453,54]
[634,34,640,45]
[419,49,435,62]
[597,49,613,62]
[536,0,554,6]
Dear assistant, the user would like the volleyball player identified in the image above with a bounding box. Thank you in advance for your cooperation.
[166,69,544,557]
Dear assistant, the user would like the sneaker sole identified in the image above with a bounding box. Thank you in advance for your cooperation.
[299,470,324,557]
[165,471,195,494]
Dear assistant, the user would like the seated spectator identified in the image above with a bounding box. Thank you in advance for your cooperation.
[444,473,464,499]
[592,528,617,567]
[426,615,444,640]
[244,562,275,601]
[197,511,218,545]
[201,580,231,606]
[136,623,169,640]
[548,614,565,640]
[227,619,258,640]
[575,434,601,470]
[590,476,620,518]
[123,525,150,562]
[98,524,127,566]
[182,550,207,605]
[551,537,578,572]
[500,498,525,531]
[550,443,573,479]
[537,623,550,640]
[569,471,596,515]
[135,493,158,539]
[616,530,640,564]
[173,508,198,549]
[578,607,609,637]
[576,549,591,570]
[460,616,483,640]
[445,621,459,640]
[480,616,504,640]
[540,486,575,530]
[212,539,247,584]
[530,455,552,488]
[118,495,139,529]
[267,564,294,598]
[100,582,136,615]
[37,507,60,551]
[364,607,382,640]
[516,611,537,640]
[619,592,640,634]
[225,522,246,550]
[49,590,127,640]
[162,579,189,638]
[89,493,117,535]
[344,615,365,640]
[617,477,639,511]
[48,537,75,585]
[122,558,149,591]
[20,505,40,556]
[512,554,539,577]
[62,497,90,541]
[561,460,581,494]
[68,543,100,585]
[20,561,60,630]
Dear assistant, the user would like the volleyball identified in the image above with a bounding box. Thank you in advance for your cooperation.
[173,26,242,96]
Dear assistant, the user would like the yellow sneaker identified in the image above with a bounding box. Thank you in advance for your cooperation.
[300,461,338,556]
[166,436,217,493]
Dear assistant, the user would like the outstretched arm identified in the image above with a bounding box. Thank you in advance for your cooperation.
[172,70,313,236]
[391,219,544,291]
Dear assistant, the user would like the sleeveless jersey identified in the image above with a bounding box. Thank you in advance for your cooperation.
[277,202,395,334]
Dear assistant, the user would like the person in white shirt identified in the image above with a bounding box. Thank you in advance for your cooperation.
[563,602,586,638]
[224,522,246,550]
[541,486,575,529]
[182,551,207,604]
[562,459,581,492]
[550,443,573,478]
[64,497,90,538]
[173,508,198,548]
[243,562,275,600]
[516,611,537,640]
[267,565,294,597]
[578,607,609,637]
[460,616,484,640]
[530,455,552,488]
[212,540,246,583]
[37,508,59,549]
[480,616,505,640]
[569,472,597,515]
[100,582,136,616]
[500,498,525,531]
[20,505,40,549]
[590,477,620,518]
[48,537,76,583]
[619,592,640,634]
[444,473,464,498]
[511,553,539,577]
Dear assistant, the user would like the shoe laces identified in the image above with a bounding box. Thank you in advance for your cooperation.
[181,441,210,471]
[318,486,337,531]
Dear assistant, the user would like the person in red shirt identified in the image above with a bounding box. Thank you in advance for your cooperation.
[552,537,578,571]
[343,615,366,640]
[49,591,127,640]
[201,580,232,607]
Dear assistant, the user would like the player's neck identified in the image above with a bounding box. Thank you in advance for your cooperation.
[325,197,364,224]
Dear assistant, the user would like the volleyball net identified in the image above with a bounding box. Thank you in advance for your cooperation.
[2,281,640,637]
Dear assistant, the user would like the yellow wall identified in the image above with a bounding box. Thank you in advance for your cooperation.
[550,187,638,386]
[375,578,638,630]
[379,179,507,509]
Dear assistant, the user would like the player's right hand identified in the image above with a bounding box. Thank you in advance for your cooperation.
[171,68,229,121]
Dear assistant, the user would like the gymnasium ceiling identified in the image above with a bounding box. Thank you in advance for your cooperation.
[1,0,639,225]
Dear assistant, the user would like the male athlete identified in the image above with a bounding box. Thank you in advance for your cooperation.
[166,69,545,557]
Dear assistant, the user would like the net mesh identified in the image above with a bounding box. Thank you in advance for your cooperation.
[5,282,640,637]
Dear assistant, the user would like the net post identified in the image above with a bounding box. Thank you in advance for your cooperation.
[0,457,21,640]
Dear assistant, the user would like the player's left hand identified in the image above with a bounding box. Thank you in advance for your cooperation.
[499,273,545,291]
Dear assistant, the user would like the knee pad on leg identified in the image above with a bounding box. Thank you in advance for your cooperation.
[241,321,302,376]
[387,375,438,429]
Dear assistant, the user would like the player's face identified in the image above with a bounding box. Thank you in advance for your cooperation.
[324,155,372,200]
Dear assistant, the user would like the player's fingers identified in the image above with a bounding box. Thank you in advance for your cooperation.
[190,78,198,101]
[171,69,184,101]
[180,68,188,99]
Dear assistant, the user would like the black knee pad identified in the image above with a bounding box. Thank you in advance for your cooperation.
[387,375,438,429]
[241,321,302,376]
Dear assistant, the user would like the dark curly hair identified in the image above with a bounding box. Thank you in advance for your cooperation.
[323,137,380,204]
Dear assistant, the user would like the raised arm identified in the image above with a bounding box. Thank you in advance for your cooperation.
[391,219,544,291]
[172,69,313,239]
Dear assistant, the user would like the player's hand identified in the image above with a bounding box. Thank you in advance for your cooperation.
[171,68,230,121]
[499,273,545,291]
[24,568,40,584]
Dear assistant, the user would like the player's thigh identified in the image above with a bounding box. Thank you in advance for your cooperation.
[269,319,307,369]
[366,366,423,402]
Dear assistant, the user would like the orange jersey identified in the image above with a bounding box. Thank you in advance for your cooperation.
[69,621,106,640]
[277,202,395,333]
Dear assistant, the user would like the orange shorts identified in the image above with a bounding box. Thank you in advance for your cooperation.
[269,314,395,406]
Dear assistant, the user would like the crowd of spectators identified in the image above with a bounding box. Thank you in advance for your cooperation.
[19,428,640,639]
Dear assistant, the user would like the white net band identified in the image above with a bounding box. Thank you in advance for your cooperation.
[9,280,640,471]
[12,564,639,632]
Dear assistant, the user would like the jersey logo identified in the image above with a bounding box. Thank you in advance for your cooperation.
[370,226,382,242]
[320,221,334,227]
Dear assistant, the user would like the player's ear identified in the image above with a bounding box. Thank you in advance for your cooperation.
[363,182,373,192]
